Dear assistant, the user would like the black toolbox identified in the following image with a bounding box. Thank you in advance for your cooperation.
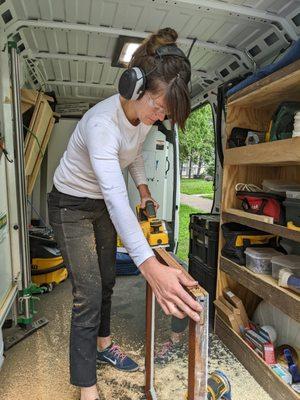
[189,255,217,326]
[188,213,220,325]
[283,197,300,227]
[189,213,220,269]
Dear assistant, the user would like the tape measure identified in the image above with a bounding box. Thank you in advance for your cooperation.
[207,371,232,400]
[185,370,231,400]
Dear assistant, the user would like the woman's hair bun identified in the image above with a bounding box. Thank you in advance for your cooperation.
[156,27,178,43]
[144,27,178,55]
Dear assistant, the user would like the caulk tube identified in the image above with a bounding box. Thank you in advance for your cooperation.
[207,371,231,400]
[278,269,300,294]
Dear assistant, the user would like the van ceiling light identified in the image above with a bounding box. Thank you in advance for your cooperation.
[111,36,143,68]
[120,42,140,64]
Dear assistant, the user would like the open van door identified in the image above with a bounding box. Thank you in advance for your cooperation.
[126,122,180,251]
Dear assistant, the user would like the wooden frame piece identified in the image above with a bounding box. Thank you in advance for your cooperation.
[145,248,209,400]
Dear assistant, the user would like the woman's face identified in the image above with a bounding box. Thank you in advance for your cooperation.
[135,91,168,125]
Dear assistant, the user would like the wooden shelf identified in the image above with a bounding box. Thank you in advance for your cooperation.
[218,59,300,400]
[223,210,300,243]
[224,137,300,166]
[215,316,300,400]
[227,60,300,108]
[220,256,300,322]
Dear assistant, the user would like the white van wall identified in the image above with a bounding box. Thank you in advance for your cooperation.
[126,127,174,222]
[0,46,22,368]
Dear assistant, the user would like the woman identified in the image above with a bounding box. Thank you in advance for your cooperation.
[48,27,201,400]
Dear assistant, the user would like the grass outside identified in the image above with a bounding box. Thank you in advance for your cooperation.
[176,203,203,262]
[180,179,213,196]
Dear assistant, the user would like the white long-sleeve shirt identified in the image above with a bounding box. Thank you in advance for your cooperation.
[54,94,154,266]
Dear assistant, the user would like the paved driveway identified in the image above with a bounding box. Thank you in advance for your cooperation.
[180,193,213,213]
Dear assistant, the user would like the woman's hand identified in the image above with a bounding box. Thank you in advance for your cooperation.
[138,184,159,212]
[140,195,159,213]
[139,256,202,322]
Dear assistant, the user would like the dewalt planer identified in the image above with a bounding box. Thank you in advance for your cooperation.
[117,200,169,248]
[136,200,169,247]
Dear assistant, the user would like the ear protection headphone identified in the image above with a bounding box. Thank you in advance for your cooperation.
[118,44,191,101]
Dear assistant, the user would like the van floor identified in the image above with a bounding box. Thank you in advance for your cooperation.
[0,276,271,400]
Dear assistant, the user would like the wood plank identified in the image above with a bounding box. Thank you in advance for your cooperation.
[215,316,299,400]
[4,88,37,114]
[223,210,300,243]
[228,60,300,108]
[220,256,300,321]
[222,288,249,327]
[27,117,55,195]
[226,208,274,224]
[219,295,244,329]
[224,138,300,166]
[214,299,240,333]
[21,88,38,114]
[25,96,53,176]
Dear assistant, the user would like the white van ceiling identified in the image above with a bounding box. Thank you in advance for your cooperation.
[1,0,300,107]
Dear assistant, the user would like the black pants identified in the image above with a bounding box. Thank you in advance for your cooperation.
[171,315,188,333]
[48,186,117,387]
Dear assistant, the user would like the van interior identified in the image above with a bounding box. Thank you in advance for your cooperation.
[1,1,300,399]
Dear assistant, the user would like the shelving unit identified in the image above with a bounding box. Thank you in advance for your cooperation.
[220,256,300,321]
[224,137,300,166]
[216,60,300,400]
[216,317,299,400]
[222,210,300,243]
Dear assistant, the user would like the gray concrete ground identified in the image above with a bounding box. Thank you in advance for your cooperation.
[0,275,271,400]
[180,194,213,212]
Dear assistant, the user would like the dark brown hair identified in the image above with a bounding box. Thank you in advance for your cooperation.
[129,27,191,130]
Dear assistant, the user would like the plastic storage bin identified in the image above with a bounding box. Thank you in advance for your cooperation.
[262,180,300,196]
[280,238,300,255]
[189,213,220,269]
[283,197,300,227]
[245,247,282,274]
[271,255,300,280]
[286,190,300,200]
[189,255,216,326]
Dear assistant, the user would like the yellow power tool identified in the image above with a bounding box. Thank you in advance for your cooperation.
[136,200,169,247]
[117,200,169,248]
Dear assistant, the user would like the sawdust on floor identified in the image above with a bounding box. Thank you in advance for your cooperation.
[0,278,272,400]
